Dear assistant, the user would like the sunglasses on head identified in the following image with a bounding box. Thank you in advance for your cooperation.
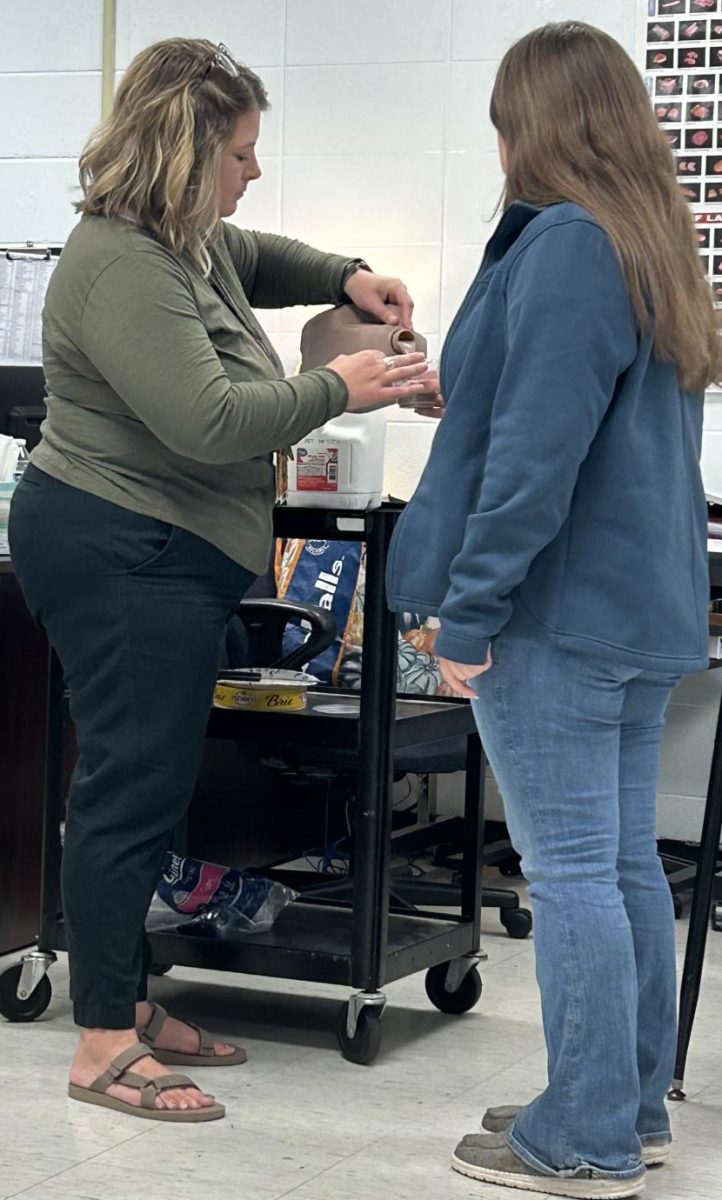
[199,43,239,84]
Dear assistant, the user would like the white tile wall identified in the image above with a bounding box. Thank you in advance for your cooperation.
[0,0,103,72]
[0,0,103,241]
[252,67,283,157]
[384,419,438,501]
[281,152,444,247]
[285,0,453,65]
[446,60,500,154]
[451,0,638,61]
[283,64,447,156]
[0,161,82,243]
[0,74,101,159]
[445,151,505,244]
[115,0,287,69]
[278,244,442,335]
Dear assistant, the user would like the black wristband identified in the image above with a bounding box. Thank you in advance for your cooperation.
[339,259,372,298]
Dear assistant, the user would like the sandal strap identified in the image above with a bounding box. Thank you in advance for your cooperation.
[139,1002,169,1046]
[89,1050,198,1111]
[139,1073,196,1110]
[190,1021,215,1057]
[139,1003,215,1058]
[89,1042,155,1094]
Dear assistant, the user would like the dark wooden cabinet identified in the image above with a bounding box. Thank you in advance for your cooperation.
[0,561,46,954]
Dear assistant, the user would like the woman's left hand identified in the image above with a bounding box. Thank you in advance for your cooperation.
[344,269,414,329]
[406,367,444,419]
[396,368,445,419]
[439,649,493,699]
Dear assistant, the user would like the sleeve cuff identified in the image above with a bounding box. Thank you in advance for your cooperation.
[434,629,491,665]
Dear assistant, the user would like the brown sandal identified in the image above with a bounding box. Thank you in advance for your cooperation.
[68,1042,225,1122]
[139,1002,247,1067]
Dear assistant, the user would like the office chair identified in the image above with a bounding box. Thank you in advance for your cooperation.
[232,604,531,939]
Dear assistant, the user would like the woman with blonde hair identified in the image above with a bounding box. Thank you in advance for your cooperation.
[10,37,433,1122]
[388,21,719,1199]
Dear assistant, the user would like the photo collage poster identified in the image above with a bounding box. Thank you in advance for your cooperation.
[647,0,722,301]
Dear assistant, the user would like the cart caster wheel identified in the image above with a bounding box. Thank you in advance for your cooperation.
[711,902,722,932]
[0,964,52,1022]
[673,894,684,920]
[336,1002,383,1065]
[500,907,533,939]
[148,962,172,977]
[425,962,482,1014]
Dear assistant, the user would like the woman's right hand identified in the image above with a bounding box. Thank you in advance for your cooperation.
[326,350,428,412]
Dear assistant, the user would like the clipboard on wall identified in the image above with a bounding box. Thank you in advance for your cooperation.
[0,241,63,443]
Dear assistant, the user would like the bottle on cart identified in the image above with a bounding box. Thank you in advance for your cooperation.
[13,439,29,484]
[286,410,387,510]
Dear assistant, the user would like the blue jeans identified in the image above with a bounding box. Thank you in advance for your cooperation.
[471,612,680,1180]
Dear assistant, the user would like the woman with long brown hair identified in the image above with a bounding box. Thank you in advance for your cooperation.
[388,21,718,1199]
[9,38,434,1123]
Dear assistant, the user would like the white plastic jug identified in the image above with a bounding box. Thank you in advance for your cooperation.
[286,410,386,510]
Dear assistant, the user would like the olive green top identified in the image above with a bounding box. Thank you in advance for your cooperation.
[33,214,351,573]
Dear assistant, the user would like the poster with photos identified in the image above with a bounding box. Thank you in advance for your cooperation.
[647,0,722,302]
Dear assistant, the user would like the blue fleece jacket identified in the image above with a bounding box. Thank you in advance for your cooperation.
[386,201,709,674]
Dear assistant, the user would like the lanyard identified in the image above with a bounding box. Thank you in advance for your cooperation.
[208,265,285,377]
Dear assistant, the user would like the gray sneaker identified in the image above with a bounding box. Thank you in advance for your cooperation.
[481,1106,671,1167]
[452,1133,646,1198]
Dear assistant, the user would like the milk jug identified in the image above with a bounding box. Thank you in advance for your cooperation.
[286,410,386,510]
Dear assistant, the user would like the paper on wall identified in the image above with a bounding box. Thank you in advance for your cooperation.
[0,256,56,365]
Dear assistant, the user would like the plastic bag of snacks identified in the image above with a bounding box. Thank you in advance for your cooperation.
[153,853,298,938]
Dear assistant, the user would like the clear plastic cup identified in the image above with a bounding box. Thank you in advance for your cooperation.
[396,356,440,409]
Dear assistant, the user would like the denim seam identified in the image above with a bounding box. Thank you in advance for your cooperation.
[491,656,584,1168]
[505,1129,645,1182]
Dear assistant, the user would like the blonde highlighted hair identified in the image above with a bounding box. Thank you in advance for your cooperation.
[76,38,268,272]
[490,22,721,393]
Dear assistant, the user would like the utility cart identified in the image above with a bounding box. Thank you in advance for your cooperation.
[0,504,509,1064]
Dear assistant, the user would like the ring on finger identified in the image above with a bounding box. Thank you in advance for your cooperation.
[383,356,396,371]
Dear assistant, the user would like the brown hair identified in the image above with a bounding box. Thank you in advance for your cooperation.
[490,21,721,392]
[75,38,268,272]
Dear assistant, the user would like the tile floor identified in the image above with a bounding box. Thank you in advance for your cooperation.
[1,882,722,1200]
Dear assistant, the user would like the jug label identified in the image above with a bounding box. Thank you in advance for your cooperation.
[296,445,339,492]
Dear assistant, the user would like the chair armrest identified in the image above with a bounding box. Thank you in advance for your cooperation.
[237,598,338,671]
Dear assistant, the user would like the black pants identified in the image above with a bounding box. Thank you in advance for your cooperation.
[9,466,254,1028]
